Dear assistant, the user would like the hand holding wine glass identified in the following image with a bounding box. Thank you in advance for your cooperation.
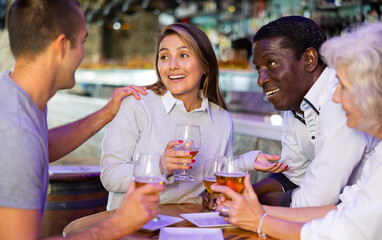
[133,153,167,221]
[115,181,165,233]
[173,124,201,181]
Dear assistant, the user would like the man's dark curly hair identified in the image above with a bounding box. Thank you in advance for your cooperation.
[253,16,327,66]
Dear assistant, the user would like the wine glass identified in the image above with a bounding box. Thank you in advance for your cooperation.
[203,159,223,210]
[215,156,246,199]
[133,153,167,221]
[173,124,201,181]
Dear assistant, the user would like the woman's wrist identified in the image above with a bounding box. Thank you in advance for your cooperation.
[257,212,268,239]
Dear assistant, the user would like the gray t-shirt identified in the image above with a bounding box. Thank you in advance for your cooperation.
[0,70,49,218]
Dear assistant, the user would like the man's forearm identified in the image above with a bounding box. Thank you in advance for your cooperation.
[48,108,111,162]
[67,216,127,240]
[44,215,130,240]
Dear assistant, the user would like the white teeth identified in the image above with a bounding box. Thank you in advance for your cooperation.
[266,88,280,97]
[169,75,186,79]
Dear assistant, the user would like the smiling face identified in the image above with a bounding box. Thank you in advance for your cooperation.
[157,34,204,102]
[253,37,314,112]
[332,66,364,129]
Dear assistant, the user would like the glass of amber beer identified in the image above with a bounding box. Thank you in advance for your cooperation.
[203,159,223,210]
[133,153,167,221]
[173,124,201,181]
[215,156,246,199]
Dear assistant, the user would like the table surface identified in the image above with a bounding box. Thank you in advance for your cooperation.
[64,204,274,240]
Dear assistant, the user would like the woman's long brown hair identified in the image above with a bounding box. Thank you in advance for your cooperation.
[147,23,227,110]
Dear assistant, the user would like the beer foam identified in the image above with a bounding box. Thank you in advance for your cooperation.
[215,171,246,177]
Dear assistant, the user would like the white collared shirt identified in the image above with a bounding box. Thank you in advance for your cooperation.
[301,140,382,239]
[161,89,212,123]
[281,68,369,207]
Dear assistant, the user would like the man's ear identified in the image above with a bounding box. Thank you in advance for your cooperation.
[55,34,69,59]
[304,47,319,73]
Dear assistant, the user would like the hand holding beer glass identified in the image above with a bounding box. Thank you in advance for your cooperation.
[215,156,246,199]
[173,124,201,181]
[133,153,167,221]
[203,159,222,210]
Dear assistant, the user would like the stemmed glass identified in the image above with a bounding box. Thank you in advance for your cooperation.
[203,159,223,210]
[173,124,201,181]
[133,153,167,221]
[215,156,246,199]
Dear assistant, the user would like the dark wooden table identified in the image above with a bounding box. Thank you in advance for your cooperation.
[64,204,274,240]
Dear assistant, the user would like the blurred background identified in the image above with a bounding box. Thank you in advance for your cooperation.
[1,1,381,236]
[0,0,381,165]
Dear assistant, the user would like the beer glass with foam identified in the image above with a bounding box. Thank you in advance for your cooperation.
[215,156,246,198]
[133,153,167,221]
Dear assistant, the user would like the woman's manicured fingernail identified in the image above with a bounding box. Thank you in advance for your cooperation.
[192,160,196,163]
[190,151,194,155]
[189,166,192,169]
[179,140,183,143]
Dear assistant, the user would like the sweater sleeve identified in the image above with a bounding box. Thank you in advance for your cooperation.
[224,115,234,156]
[241,150,261,172]
[100,96,146,192]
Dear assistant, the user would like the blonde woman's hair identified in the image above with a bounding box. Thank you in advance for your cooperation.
[320,23,382,133]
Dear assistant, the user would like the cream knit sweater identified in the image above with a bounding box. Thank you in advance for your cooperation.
[101,90,234,210]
